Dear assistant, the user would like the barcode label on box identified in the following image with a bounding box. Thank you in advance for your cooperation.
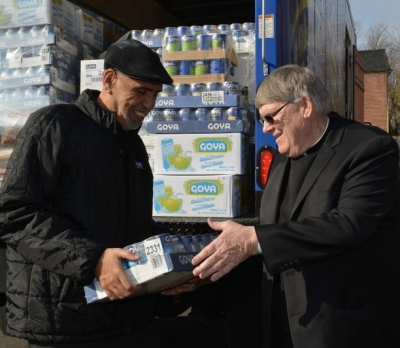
[91,76,102,82]
[202,91,224,104]
[150,254,165,269]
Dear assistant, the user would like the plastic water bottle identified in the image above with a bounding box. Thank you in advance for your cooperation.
[0,69,10,80]
[36,86,48,99]
[30,25,42,38]
[177,26,190,36]
[130,30,142,40]
[48,86,56,103]
[179,108,194,121]
[24,86,37,99]
[18,27,29,39]
[4,89,13,102]
[141,30,153,41]
[164,27,178,38]
[152,29,165,38]
[5,48,16,60]
[36,65,51,76]
[242,22,255,31]
[12,88,25,101]
[5,28,16,41]
[25,66,36,77]
[41,25,54,37]
[195,108,209,121]
[10,68,21,79]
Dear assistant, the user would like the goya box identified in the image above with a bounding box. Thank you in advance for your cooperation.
[75,9,103,51]
[153,174,248,217]
[0,0,75,34]
[84,237,197,303]
[154,133,251,174]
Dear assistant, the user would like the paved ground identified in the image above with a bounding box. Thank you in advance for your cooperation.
[0,329,28,348]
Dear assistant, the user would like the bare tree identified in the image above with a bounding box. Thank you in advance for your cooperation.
[386,25,400,136]
[361,21,390,50]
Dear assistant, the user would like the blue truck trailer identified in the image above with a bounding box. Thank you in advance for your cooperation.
[253,0,357,214]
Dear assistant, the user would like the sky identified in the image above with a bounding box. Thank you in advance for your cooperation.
[349,0,400,45]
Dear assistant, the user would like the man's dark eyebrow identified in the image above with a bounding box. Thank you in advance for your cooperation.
[135,85,162,93]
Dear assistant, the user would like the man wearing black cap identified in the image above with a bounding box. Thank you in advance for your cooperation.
[0,40,173,347]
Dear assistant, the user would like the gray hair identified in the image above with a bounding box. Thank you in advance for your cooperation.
[254,65,332,117]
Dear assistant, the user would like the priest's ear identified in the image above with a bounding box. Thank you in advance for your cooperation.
[300,96,314,119]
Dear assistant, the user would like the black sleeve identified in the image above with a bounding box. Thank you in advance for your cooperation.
[0,106,105,285]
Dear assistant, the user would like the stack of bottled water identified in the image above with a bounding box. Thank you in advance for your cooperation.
[0,24,80,153]
[127,23,255,78]
[147,106,248,123]
[160,22,255,55]
[122,24,254,137]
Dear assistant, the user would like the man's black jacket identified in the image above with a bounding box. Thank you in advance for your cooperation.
[0,90,157,343]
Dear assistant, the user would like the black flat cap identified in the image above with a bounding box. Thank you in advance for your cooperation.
[104,39,173,85]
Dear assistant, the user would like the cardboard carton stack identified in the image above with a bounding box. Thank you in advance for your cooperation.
[149,24,254,218]
[0,0,105,185]
[84,232,219,302]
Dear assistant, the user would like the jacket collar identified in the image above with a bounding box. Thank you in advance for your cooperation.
[74,89,141,136]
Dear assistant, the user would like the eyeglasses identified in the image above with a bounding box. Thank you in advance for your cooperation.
[258,102,290,125]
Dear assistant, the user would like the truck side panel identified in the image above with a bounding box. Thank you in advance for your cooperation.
[254,0,355,210]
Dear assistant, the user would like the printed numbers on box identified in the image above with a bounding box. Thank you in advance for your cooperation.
[202,91,224,104]
[145,243,162,255]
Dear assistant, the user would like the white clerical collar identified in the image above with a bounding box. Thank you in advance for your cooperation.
[303,116,329,156]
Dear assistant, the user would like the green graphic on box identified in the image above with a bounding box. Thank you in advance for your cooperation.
[152,175,248,217]
[153,181,185,213]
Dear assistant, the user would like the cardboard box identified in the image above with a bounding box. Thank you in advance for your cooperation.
[75,10,103,51]
[0,64,76,94]
[172,73,234,84]
[146,119,251,135]
[0,85,74,111]
[139,37,163,49]
[153,174,248,217]
[154,133,250,174]
[138,131,155,172]
[80,59,103,92]
[0,25,78,56]
[155,94,243,108]
[84,238,197,303]
[81,43,101,60]
[0,85,73,148]
[162,36,238,67]
[5,44,78,75]
[0,0,75,34]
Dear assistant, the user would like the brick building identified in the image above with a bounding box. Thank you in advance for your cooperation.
[359,49,392,132]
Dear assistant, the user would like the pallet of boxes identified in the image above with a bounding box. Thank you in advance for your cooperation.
[0,0,105,185]
[147,25,253,219]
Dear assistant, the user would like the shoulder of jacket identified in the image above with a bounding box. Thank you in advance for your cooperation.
[10,104,87,144]
[26,104,85,130]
